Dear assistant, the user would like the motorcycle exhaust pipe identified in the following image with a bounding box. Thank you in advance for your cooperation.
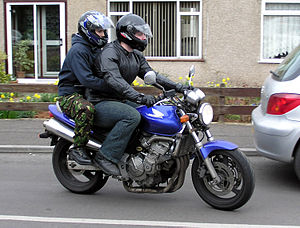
[43,118,102,150]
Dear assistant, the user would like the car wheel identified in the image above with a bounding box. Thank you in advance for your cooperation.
[294,145,300,181]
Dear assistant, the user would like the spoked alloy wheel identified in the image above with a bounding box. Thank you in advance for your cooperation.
[192,149,255,210]
[52,138,108,194]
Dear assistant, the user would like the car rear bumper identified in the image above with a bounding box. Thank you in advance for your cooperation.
[252,106,300,163]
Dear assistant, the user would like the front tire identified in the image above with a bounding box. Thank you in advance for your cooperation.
[52,138,108,194]
[192,149,255,210]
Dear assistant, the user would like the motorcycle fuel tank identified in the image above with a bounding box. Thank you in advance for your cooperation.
[136,105,182,136]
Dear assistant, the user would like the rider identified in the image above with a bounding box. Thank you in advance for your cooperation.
[57,11,114,165]
[87,13,191,175]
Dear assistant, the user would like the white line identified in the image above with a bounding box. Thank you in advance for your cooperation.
[0,145,258,154]
[241,147,257,152]
[0,215,298,228]
[0,145,54,153]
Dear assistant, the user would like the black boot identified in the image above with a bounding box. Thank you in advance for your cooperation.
[69,147,92,165]
[94,153,120,176]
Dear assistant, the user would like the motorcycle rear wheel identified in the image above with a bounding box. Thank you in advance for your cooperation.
[191,149,255,211]
[52,138,108,194]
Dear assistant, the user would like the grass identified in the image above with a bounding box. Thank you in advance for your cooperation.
[0,110,36,119]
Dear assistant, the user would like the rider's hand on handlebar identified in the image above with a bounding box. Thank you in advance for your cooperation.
[175,83,194,93]
[142,94,157,107]
[156,93,164,102]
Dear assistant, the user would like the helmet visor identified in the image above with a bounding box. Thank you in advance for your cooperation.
[87,14,115,30]
[135,24,153,38]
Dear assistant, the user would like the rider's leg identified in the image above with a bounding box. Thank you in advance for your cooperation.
[58,93,94,165]
[93,100,141,174]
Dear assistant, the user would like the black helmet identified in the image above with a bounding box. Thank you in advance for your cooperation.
[116,14,152,52]
[78,11,114,47]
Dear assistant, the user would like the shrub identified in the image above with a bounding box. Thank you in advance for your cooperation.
[13,40,34,72]
[0,110,36,119]
[0,51,11,83]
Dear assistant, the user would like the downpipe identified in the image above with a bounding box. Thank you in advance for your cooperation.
[169,155,190,192]
[43,118,102,150]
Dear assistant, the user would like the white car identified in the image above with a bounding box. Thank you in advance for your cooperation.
[252,44,300,180]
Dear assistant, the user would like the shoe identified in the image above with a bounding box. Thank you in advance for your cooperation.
[94,153,120,176]
[69,147,92,165]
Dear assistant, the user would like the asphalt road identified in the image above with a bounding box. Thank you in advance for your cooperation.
[0,153,299,228]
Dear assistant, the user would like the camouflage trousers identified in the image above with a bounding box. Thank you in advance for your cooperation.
[58,93,95,147]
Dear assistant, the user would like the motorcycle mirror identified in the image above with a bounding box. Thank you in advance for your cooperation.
[144,71,157,85]
[188,65,195,87]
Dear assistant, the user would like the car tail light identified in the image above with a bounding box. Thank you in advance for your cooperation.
[267,93,300,115]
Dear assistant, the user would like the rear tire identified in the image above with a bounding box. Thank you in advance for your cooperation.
[192,149,255,210]
[294,146,300,181]
[52,138,108,194]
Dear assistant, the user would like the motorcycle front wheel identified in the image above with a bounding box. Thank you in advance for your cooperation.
[52,138,108,194]
[191,149,255,211]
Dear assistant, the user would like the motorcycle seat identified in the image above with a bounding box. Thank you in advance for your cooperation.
[48,104,75,129]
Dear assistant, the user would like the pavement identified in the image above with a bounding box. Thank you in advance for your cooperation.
[0,119,258,155]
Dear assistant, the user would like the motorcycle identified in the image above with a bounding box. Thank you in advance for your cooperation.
[40,66,255,211]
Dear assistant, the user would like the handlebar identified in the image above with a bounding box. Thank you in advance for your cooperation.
[155,89,177,102]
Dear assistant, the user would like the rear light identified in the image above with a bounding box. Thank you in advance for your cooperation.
[267,93,300,115]
[49,111,54,118]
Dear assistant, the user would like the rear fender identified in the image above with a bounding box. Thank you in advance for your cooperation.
[200,140,238,159]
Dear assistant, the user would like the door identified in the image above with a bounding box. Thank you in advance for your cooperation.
[6,3,66,80]
[40,5,62,76]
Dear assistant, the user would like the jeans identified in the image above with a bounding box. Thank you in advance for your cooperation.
[93,100,141,163]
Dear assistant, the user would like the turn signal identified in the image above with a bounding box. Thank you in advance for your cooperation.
[180,115,189,123]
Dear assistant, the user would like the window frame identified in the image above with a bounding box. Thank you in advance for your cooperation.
[5,1,66,83]
[260,0,300,63]
[108,0,203,60]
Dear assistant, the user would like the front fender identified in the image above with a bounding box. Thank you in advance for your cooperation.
[200,140,238,159]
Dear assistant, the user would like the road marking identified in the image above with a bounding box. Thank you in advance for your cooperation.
[0,215,297,228]
[0,145,257,154]
[0,145,54,153]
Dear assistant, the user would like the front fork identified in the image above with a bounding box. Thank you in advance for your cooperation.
[184,120,221,183]
[178,110,221,183]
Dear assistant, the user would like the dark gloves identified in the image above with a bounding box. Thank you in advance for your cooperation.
[175,83,194,93]
[143,94,156,107]
[137,94,157,107]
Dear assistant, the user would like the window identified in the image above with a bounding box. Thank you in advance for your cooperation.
[6,2,66,81]
[108,0,202,59]
[261,0,300,63]
[274,44,300,81]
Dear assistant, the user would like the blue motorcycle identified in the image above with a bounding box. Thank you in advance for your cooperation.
[41,66,255,210]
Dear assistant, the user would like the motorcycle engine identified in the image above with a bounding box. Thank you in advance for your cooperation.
[127,137,174,187]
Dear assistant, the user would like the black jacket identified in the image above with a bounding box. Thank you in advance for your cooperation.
[58,34,106,96]
[88,40,178,103]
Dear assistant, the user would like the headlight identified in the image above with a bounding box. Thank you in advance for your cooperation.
[198,103,214,126]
